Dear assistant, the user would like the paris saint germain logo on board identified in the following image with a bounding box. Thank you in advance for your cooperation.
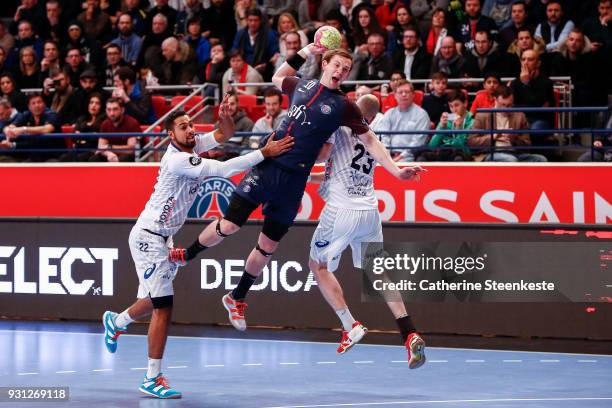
[188,177,236,219]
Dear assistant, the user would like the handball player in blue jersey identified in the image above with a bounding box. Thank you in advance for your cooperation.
[170,43,422,330]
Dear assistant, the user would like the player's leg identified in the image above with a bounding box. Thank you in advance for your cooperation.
[222,217,289,331]
[138,254,182,399]
[118,227,182,398]
[309,258,368,354]
[103,296,154,352]
[309,206,367,353]
[139,295,181,399]
[104,228,158,353]
[308,259,348,311]
[354,213,426,369]
[169,193,259,265]
[222,169,307,330]
[103,297,153,354]
[385,299,426,369]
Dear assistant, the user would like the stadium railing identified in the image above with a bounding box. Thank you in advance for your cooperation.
[231,76,574,127]
[11,106,608,162]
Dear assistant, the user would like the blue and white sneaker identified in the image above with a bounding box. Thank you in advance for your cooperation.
[139,374,182,399]
[102,311,126,354]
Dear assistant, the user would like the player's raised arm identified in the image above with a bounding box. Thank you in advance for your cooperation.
[356,129,425,181]
[194,94,235,154]
[212,93,235,144]
[308,172,325,184]
[316,142,333,163]
[271,43,326,89]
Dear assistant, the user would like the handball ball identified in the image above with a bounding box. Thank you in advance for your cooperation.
[314,26,342,51]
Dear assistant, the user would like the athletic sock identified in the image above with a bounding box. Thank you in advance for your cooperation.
[231,271,258,301]
[336,308,356,331]
[185,239,208,261]
[114,310,134,328]
[146,358,162,380]
[396,315,417,344]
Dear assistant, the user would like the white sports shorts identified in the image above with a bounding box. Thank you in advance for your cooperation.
[309,204,383,272]
[128,225,178,299]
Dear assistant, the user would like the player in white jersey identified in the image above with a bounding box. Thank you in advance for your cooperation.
[101,100,293,399]
[309,94,427,369]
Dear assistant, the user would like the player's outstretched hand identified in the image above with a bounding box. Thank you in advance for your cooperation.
[217,93,235,142]
[218,93,231,120]
[304,43,327,56]
[397,165,426,181]
[260,132,294,158]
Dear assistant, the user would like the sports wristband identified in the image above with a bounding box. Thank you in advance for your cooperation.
[287,53,306,70]
[301,46,312,57]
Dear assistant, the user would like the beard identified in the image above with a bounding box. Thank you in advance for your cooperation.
[174,138,196,149]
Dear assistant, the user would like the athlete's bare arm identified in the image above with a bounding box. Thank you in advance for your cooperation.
[357,129,426,181]
[309,172,325,184]
[271,43,326,90]
[316,142,333,163]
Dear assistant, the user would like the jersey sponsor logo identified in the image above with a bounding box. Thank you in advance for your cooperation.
[188,177,236,219]
[189,156,202,166]
[320,104,332,115]
[0,246,117,296]
[315,240,330,248]
[287,104,311,126]
[143,263,156,279]
[157,196,177,224]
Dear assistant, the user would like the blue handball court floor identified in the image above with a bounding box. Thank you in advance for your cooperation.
[1,321,611,408]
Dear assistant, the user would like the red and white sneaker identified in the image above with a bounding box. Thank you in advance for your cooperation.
[222,292,247,331]
[406,332,426,369]
[337,321,368,354]
[168,247,187,266]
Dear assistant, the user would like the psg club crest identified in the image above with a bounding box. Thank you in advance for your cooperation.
[320,104,332,115]
[188,177,236,219]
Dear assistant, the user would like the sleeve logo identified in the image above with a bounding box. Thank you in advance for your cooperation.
[189,156,202,166]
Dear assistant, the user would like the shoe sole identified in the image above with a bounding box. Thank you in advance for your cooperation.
[222,294,246,332]
[338,326,368,354]
[102,311,117,354]
[408,337,426,369]
[139,387,182,399]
